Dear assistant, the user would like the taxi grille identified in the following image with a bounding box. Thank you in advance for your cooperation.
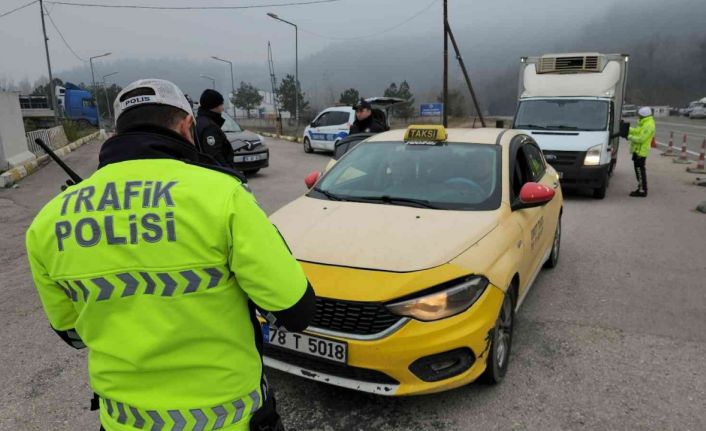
[312,297,402,336]
[264,345,399,385]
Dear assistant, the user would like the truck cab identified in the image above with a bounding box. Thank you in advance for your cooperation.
[57,83,99,127]
[513,53,629,199]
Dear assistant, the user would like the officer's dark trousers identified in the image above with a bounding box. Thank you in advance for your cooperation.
[632,154,647,192]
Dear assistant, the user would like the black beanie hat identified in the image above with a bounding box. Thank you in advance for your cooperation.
[200,89,224,110]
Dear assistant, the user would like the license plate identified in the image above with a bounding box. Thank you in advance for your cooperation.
[262,324,347,364]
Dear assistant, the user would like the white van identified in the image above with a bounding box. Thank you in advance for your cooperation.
[513,53,629,199]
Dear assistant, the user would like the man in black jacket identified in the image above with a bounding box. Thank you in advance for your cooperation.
[349,98,387,135]
[196,89,235,168]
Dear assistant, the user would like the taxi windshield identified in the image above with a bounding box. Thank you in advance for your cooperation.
[310,141,501,211]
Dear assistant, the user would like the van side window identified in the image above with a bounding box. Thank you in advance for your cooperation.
[330,111,350,126]
[313,112,330,127]
[523,144,546,181]
[82,99,94,109]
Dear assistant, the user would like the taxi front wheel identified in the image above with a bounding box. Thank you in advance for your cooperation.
[479,287,515,385]
[544,217,561,269]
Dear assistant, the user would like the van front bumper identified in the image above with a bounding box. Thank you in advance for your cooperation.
[543,150,610,189]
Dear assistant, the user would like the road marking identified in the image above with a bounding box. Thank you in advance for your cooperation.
[655,120,706,131]
[655,141,700,156]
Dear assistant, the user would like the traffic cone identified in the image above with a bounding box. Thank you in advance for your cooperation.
[661,131,676,156]
[673,133,691,164]
[686,138,706,174]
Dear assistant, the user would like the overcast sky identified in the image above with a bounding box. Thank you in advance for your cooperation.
[0,0,647,86]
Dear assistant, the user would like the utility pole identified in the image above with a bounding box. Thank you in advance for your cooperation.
[267,13,299,125]
[443,0,448,127]
[39,0,59,126]
[90,52,111,130]
[268,41,282,136]
[446,23,485,127]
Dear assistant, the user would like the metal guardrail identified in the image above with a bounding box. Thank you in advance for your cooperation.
[26,126,68,156]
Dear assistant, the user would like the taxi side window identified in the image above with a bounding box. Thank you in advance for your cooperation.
[523,144,546,181]
[511,145,533,200]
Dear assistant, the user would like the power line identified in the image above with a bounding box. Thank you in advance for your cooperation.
[300,0,439,41]
[44,0,342,10]
[45,8,86,62]
[0,0,38,18]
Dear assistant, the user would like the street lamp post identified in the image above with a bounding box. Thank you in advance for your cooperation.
[212,56,235,116]
[200,74,216,90]
[90,52,111,130]
[102,72,118,121]
[267,12,299,125]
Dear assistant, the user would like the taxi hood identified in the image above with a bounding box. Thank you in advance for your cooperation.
[270,197,500,272]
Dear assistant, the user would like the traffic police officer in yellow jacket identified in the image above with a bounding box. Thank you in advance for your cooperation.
[627,106,655,197]
[26,79,316,431]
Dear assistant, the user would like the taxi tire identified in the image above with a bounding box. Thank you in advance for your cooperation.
[303,138,313,153]
[544,217,561,269]
[479,286,515,385]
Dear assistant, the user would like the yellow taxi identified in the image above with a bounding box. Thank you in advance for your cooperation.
[264,125,563,395]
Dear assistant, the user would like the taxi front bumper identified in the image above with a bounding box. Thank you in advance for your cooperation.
[262,284,504,396]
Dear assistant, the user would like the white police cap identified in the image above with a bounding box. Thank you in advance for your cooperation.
[114,79,193,120]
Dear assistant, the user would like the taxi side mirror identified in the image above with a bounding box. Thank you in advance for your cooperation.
[304,171,321,189]
[513,182,555,210]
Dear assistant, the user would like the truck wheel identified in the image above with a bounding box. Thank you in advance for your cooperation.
[76,119,91,129]
[479,286,515,385]
[303,138,313,153]
[593,185,607,199]
[592,174,608,199]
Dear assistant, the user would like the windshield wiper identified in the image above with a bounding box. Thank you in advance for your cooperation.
[312,187,344,201]
[515,124,547,130]
[354,195,440,209]
[547,125,579,130]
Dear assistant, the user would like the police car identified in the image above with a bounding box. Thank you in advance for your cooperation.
[265,125,563,395]
[302,97,405,153]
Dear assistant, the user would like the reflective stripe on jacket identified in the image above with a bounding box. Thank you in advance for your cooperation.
[26,129,309,431]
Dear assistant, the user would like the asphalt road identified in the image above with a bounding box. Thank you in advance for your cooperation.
[1,134,704,431]
[652,117,706,157]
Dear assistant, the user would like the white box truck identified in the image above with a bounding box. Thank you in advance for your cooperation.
[513,53,629,199]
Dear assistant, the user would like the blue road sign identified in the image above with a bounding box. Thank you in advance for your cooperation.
[420,103,443,117]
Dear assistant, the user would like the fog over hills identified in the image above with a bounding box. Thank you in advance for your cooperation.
[51,0,706,115]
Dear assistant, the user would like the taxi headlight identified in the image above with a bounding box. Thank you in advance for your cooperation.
[386,276,488,321]
[583,144,602,166]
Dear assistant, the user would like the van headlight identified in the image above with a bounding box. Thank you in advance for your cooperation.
[386,276,489,321]
[583,144,602,166]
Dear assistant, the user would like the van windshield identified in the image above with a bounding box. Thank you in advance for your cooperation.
[515,99,609,131]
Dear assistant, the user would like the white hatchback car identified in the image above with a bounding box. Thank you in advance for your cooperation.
[303,107,354,153]
[303,97,407,153]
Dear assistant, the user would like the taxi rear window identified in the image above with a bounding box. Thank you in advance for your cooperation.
[311,141,502,211]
